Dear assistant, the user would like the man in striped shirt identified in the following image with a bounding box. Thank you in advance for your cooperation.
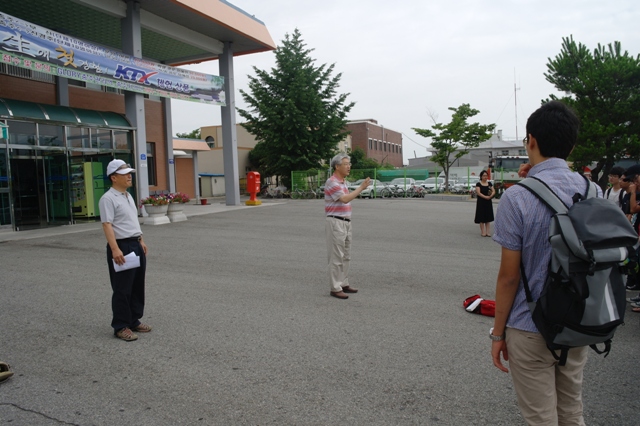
[324,153,370,300]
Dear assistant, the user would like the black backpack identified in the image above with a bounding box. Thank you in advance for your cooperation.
[518,176,638,365]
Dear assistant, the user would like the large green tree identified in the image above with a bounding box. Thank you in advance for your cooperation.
[545,36,640,189]
[238,29,354,187]
[413,104,495,190]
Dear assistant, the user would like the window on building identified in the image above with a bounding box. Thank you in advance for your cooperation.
[92,129,112,150]
[369,138,372,150]
[67,79,86,87]
[374,140,377,150]
[518,149,526,156]
[7,120,36,145]
[38,124,64,147]
[67,127,90,148]
[147,142,157,186]
[0,63,54,83]
[502,150,509,155]
[115,130,132,150]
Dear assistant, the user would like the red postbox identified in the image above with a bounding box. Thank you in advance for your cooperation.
[246,171,262,205]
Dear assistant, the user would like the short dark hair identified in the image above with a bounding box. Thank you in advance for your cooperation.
[609,166,625,177]
[625,164,640,177]
[525,101,579,160]
[479,170,488,178]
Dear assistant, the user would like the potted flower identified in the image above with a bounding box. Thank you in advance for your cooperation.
[139,195,170,225]
[167,192,190,222]
[140,194,170,206]
[167,192,190,204]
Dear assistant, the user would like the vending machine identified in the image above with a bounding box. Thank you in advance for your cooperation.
[71,162,106,218]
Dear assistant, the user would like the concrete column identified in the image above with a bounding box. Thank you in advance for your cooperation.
[122,0,149,203]
[163,97,176,192]
[193,151,200,202]
[55,77,69,106]
[219,41,240,205]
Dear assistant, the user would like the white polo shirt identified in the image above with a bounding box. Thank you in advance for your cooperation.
[99,187,142,240]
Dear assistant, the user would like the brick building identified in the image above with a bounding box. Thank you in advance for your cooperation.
[345,119,403,167]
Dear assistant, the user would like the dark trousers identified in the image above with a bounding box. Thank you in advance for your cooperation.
[106,239,147,333]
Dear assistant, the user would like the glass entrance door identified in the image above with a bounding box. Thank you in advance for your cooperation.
[10,150,70,230]
[0,147,10,227]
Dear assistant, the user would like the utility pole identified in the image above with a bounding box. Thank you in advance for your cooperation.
[514,69,520,141]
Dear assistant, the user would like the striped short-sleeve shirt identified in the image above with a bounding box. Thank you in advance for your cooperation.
[324,174,351,218]
[493,158,601,332]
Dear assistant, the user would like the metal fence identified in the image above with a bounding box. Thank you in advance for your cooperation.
[290,168,432,199]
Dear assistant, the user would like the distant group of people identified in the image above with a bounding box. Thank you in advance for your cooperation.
[612,164,640,312]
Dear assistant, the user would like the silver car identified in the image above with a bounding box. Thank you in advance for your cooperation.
[349,179,385,198]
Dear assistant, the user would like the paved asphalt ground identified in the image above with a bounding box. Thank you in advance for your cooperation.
[0,197,639,425]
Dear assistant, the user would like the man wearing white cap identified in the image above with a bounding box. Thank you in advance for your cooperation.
[99,159,151,341]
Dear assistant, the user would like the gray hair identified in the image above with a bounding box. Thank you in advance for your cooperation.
[330,153,350,170]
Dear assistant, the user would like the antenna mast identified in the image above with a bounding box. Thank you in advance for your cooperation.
[514,69,520,141]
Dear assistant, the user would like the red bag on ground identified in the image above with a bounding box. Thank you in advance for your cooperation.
[463,294,495,317]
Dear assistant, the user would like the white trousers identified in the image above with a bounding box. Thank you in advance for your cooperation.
[325,217,351,292]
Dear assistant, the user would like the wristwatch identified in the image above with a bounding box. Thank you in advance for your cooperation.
[489,327,504,341]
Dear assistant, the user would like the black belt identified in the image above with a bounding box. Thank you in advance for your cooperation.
[117,236,141,242]
[327,215,351,222]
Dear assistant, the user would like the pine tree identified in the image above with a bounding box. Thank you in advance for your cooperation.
[238,29,354,187]
[545,36,640,188]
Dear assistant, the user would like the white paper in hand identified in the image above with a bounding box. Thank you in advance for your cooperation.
[113,251,141,272]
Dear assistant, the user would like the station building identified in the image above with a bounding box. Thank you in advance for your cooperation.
[0,0,275,231]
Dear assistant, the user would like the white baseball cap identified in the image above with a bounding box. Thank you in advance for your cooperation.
[107,159,136,176]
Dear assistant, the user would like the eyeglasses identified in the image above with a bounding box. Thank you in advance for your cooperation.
[522,135,529,147]
[608,174,620,179]
[623,176,635,182]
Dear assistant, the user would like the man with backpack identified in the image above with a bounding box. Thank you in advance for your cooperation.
[490,101,602,425]
[605,166,625,208]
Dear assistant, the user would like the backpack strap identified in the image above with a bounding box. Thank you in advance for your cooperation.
[605,187,612,199]
[517,177,568,214]
[517,175,594,214]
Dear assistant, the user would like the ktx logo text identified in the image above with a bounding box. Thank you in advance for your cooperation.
[113,64,158,85]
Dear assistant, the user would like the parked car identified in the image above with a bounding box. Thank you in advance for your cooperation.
[347,179,385,198]
[361,179,386,198]
[422,177,447,192]
[388,177,416,188]
[453,176,480,193]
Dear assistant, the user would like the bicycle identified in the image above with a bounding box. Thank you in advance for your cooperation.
[291,188,317,199]
[380,185,405,198]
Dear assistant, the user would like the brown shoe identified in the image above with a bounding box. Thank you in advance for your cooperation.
[132,323,152,333]
[0,362,13,383]
[330,291,349,299]
[115,327,138,341]
[342,286,358,293]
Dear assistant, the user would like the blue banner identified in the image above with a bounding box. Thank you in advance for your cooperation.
[0,12,225,105]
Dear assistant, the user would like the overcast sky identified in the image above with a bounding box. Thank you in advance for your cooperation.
[171,0,640,164]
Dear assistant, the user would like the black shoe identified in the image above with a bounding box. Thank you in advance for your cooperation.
[626,284,640,291]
